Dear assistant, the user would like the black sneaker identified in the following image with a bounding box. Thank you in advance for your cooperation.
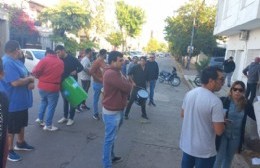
[151,102,156,107]
[124,116,129,120]
[76,107,83,113]
[112,156,122,163]
[8,150,22,162]
[81,104,90,110]
[142,115,149,120]
[92,114,100,120]
[14,141,34,151]
[148,102,152,106]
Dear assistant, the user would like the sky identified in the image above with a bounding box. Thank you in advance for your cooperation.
[123,0,189,42]
[103,0,190,49]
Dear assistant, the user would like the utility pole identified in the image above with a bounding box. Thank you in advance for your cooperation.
[186,0,205,70]
[186,18,195,70]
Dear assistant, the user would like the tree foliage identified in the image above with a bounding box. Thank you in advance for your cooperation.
[164,0,217,57]
[39,1,90,37]
[115,1,146,51]
[144,38,168,53]
[4,5,39,48]
[80,0,107,42]
[106,31,124,48]
[39,0,107,53]
[144,38,160,53]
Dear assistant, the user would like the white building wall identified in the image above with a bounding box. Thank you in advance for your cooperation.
[215,0,260,142]
[214,0,260,35]
[225,28,260,83]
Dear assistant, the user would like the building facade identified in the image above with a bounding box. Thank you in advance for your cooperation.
[214,0,260,84]
[214,0,260,144]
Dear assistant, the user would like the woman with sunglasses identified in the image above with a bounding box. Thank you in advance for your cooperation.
[214,81,255,168]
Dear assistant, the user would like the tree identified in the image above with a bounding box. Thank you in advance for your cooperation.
[80,0,107,43]
[158,42,168,52]
[106,31,124,49]
[39,1,91,53]
[164,0,217,58]
[6,6,40,48]
[115,1,146,51]
[144,38,160,53]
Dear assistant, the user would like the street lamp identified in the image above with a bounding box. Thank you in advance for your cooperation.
[186,18,195,70]
[186,0,205,70]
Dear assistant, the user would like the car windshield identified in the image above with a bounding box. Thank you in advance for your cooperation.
[32,50,45,60]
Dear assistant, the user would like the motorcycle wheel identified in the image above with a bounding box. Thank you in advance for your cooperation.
[158,76,164,83]
[171,76,181,86]
[194,76,201,86]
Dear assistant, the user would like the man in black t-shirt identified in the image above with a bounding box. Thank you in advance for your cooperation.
[55,45,83,126]
[125,56,149,120]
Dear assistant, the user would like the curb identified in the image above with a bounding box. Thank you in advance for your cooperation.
[175,60,194,90]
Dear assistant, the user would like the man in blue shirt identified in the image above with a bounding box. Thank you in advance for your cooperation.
[1,40,35,162]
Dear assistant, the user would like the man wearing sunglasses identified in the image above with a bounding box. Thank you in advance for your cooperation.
[180,66,225,168]
[146,53,159,106]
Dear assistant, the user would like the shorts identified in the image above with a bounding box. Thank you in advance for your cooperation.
[8,109,28,134]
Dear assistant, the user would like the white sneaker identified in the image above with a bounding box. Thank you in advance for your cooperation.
[43,125,58,131]
[66,119,74,126]
[35,118,45,127]
[58,117,68,124]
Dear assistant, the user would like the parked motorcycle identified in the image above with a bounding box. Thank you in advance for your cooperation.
[158,67,181,86]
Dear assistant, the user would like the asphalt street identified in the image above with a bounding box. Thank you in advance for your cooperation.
[6,57,187,168]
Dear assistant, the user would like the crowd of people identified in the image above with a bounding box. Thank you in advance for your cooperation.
[0,40,160,168]
[0,39,259,168]
[180,55,259,168]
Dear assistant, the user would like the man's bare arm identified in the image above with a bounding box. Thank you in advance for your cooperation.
[181,109,184,118]
[213,122,225,136]
[11,76,34,87]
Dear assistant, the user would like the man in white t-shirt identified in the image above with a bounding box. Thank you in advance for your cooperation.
[78,48,92,111]
[180,66,225,168]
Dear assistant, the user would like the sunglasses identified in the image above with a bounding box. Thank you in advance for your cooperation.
[232,88,244,93]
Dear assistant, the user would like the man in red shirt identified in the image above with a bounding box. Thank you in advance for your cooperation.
[32,49,64,131]
[102,51,133,168]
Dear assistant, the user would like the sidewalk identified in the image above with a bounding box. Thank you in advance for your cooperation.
[175,60,260,168]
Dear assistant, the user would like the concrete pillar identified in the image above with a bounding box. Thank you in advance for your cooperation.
[0,9,9,56]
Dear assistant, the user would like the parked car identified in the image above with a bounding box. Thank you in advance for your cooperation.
[208,57,225,69]
[128,51,145,58]
[22,49,46,72]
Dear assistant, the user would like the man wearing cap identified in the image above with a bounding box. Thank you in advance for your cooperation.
[243,57,260,104]
[223,56,236,87]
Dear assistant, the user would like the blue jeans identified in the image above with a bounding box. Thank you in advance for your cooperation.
[213,134,240,168]
[61,92,76,120]
[149,80,156,102]
[93,82,103,115]
[246,83,257,104]
[102,111,123,168]
[224,72,233,86]
[38,89,59,126]
[181,152,216,168]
